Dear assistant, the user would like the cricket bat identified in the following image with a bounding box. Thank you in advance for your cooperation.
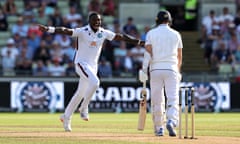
[137,81,147,131]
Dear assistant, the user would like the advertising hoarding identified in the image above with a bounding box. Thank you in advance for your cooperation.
[11,81,64,112]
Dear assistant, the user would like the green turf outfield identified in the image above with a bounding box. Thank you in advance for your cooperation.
[0,113,239,144]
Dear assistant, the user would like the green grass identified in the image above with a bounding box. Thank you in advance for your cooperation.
[0,113,239,144]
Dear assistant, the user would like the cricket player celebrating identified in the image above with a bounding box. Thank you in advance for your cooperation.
[140,10,183,136]
[39,12,144,132]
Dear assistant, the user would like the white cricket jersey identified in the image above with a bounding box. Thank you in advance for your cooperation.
[71,25,116,71]
[145,24,183,72]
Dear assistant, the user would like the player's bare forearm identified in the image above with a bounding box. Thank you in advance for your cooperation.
[55,27,73,35]
[38,24,73,36]
[178,62,182,73]
[177,48,182,72]
[145,45,152,56]
[114,33,145,46]
[122,34,139,44]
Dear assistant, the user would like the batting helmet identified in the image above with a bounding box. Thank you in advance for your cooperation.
[155,10,172,25]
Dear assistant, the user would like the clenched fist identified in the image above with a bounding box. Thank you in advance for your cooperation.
[38,24,49,32]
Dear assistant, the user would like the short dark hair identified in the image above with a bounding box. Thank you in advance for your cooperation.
[210,10,215,15]
[128,17,133,21]
[155,10,172,25]
[88,12,100,20]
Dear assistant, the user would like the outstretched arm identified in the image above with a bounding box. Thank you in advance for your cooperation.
[38,24,73,35]
[113,33,145,47]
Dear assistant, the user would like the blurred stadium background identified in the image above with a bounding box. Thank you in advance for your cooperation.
[0,0,240,113]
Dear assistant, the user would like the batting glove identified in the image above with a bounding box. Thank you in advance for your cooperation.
[139,69,148,82]
[177,73,182,82]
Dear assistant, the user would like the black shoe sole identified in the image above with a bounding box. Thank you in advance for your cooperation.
[166,124,176,137]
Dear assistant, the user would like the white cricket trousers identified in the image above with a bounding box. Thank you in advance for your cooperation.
[150,70,179,131]
[64,62,100,119]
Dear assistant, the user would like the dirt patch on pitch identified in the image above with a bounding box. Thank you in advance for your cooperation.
[0,131,239,144]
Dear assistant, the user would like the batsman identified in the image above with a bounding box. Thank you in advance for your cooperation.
[140,10,183,137]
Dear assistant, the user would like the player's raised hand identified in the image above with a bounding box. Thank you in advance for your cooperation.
[38,24,49,32]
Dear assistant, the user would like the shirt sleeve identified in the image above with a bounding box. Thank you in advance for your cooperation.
[177,33,183,49]
[104,29,116,41]
[72,28,82,37]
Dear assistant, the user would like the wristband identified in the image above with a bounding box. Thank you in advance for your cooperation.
[137,40,141,45]
[47,26,55,33]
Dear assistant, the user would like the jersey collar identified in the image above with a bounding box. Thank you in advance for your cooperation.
[87,25,103,33]
[159,24,168,27]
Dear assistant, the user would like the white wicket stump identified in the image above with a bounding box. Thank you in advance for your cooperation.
[179,87,196,139]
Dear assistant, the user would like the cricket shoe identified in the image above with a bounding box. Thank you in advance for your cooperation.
[79,109,89,121]
[155,128,164,136]
[80,112,89,121]
[60,114,72,132]
[166,120,176,137]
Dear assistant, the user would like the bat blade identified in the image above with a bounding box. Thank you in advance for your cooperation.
[137,89,147,131]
